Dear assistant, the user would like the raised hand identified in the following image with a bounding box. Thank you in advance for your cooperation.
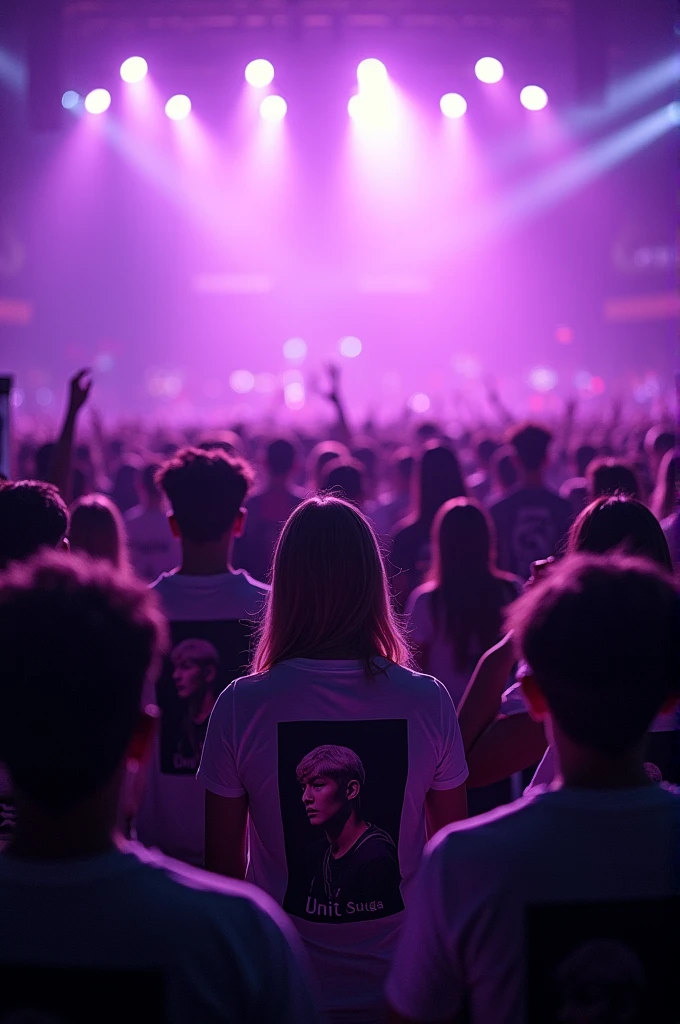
[68,368,93,417]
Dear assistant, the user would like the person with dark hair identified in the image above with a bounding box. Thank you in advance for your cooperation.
[651,448,678,523]
[372,448,414,539]
[69,494,131,572]
[487,445,518,503]
[199,496,467,1022]
[391,442,467,609]
[645,425,675,481]
[407,499,519,707]
[490,422,571,579]
[0,481,69,570]
[235,437,304,583]
[134,448,268,866]
[306,440,349,491]
[466,435,500,505]
[387,554,680,1024]
[559,444,598,518]
[124,460,181,582]
[351,444,379,502]
[111,457,143,514]
[588,457,640,501]
[322,458,365,508]
[0,552,317,1024]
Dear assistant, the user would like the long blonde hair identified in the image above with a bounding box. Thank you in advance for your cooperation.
[69,494,130,572]
[254,496,411,672]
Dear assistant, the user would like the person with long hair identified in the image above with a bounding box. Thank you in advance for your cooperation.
[651,448,679,523]
[69,493,130,572]
[198,496,468,1024]
[459,494,678,790]
[390,442,467,609]
[407,498,520,707]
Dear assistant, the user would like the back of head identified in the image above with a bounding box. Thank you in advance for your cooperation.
[351,443,378,480]
[476,435,500,469]
[415,421,440,446]
[587,457,640,501]
[392,447,414,487]
[0,481,69,570]
[567,494,672,571]
[323,459,365,506]
[418,442,467,525]
[307,440,349,490]
[140,460,163,502]
[69,494,128,569]
[266,437,296,478]
[157,446,253,544]
[645,426,675,461]
[112,459,143,513]
[508,422,553,474]
[507,553,680,753]
[34,443,55,482]
[433,498,494,579]
[0,551,167,809]
[198,429,242,458]
[254,496,409,671]
[492,446,518,491]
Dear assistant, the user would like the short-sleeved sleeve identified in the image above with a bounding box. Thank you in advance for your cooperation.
[196,683,246,797]
[431,682,468,791]
[406,587,435,647]
[385,836,465,1022]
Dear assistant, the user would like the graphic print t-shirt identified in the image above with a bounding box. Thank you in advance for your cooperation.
[386,785,680,1024]
[135,571,268,866]
[490,486,571,579]
[197,658,468,1021]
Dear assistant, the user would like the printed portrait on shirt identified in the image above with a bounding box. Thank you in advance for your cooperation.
[0,964,164,1023]
[525,897,680,1023]
[156,619,252,776]
[278,720,408,924]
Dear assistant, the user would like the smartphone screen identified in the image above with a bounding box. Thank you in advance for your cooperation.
[0,376,12,480]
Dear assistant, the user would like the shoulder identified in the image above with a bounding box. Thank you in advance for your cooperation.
[123,506,143,523]
[149,571,178,593]
[427,794,539,866]
[382,662,449,700]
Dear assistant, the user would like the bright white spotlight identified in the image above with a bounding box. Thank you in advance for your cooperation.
[283,337,307,361]
[284,381,305,409]
[84,88,111,114]
[245,59,275,88]
[357,58,388,88]
[260,95,287,122]
[528,367,558,393]
[475,57,504,84]
[229,370,255,394]
[61,90,79,110]
[165,94,192,120]
[520,85,548,111]
[120,57,148,83]
[339,336,362,358]
[440,92,467,119]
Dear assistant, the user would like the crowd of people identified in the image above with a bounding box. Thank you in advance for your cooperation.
[0,366,678,1023]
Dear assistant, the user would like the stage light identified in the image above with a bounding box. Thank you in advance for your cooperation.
[229,370,255,394]
[520,85,548,111]
[260,95,287,122]
[165,94,191,120]
[475,57,504,84]
[440,93,467,119]
[339,336,362,358]
[283,337,307,361]
[245,59,275,88]
[120,57,148,83]
[61,90,79,110]
[409,393,431,413]
[84,88,111,114]
[284,381,305,409]
[529,367,558,393]
[357,59,387,88]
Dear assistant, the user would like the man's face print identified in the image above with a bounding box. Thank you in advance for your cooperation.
[302,775,356,828]
[172,657,215,701]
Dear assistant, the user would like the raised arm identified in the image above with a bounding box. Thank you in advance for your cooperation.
[48,369,92,501]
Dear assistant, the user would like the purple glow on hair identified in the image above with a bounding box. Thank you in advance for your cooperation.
[120,57,148,83]
[440,93,467,119]
[245,59,275,88]
[475,57,504,84]
[84,89,111,114]
[260,95,287,122]
[520,85,549,111]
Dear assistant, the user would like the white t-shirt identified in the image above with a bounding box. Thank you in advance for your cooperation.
[0,841,317,1023]
[406,587,475,707]
[124,505,181,583]
[135,570,268,866]
[197,657,468,1023]
[386,784,680,1024]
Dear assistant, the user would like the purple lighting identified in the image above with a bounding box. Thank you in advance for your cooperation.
[165,94,192,120]
[339,336,362,358]
[440,93,467,119]
[357,59,388,88]
[229,370,255,394]
[120,57,148,83]
[84,89,111,114]
[520,85,549,110]
[260,95,287,122]
[475,57,504,84]
[283,338,307,361]
[245,59,275,88]
[61,90,79,110]
[409,393,431,413]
